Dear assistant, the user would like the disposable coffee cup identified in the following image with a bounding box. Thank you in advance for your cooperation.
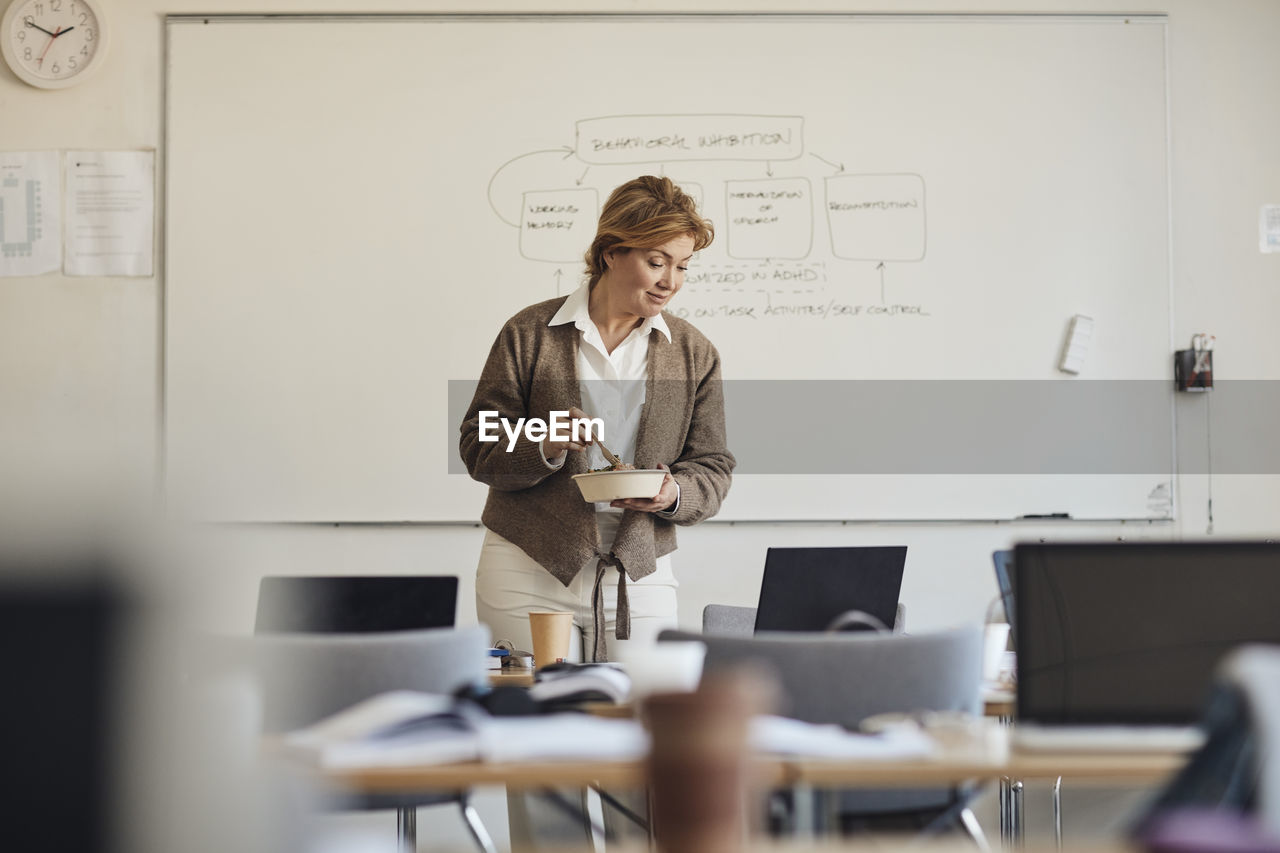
[528,611,573,669]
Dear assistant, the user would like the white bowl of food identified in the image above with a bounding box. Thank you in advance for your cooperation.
[571,467,666,502]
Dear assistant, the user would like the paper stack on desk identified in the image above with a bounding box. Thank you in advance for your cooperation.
[528,662,631,707]
[280,690,647,769]
[749,716,937,760]
[279,691,937,770]
[281,691,485,769]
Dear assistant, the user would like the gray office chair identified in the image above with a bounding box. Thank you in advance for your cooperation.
[660,623,986,844]
[245,626,497,853]
[1231,647,1280,836]
[701,602,908,635]
[1132,643,1280,842]
[702,603,758,635]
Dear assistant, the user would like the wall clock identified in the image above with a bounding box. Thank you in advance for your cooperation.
[2,0,108,89]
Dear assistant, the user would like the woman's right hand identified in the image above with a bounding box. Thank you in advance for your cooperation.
[542,405,595,462]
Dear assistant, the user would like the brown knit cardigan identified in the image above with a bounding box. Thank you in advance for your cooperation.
[460,296,735,650]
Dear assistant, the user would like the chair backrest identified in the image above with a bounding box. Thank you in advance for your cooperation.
[243,625,490,732]
[1130,644,1280,840]
[702,604,757,635]
[662,624,983,727]
[1205,645,1280,831]
[701,602,907,636]
[1232,647,1280,835]
[661,623,982,817]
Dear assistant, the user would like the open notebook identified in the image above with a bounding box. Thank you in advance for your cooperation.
[1012,541,1280,752]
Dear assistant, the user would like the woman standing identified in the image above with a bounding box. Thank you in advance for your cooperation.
[460,175,735,663]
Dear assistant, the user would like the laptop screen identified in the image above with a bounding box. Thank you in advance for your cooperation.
[753,546,906,633]
[992,549,1016,640]
[255,575,458,633]
[1014,542,1280,725]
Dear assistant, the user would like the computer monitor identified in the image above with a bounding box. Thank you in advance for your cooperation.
[753,546,907,633]
[254,575,458,633]
[1013,541,1280,725]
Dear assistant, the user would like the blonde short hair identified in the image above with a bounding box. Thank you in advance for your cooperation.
[584,176,714,286]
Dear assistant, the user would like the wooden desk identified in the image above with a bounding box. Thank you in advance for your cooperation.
[305,719,1183,847]
[982,686,1015,718]
[316,719,1183,795]
[489,669,534,688]
[785,723,1184,787]
[326,756,789,795]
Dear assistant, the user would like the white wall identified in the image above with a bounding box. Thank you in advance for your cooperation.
[2,0,1278,637]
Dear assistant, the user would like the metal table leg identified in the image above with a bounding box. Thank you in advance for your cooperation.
[396,806,416,852]
[1012,779,1024,846]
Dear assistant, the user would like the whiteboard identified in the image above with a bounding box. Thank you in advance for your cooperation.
[163,14,1175,523]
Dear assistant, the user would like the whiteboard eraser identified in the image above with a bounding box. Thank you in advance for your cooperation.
[1058,314,1093,375]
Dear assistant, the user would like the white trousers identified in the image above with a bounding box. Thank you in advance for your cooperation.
[474,512,679,662]
[475,513,676,847]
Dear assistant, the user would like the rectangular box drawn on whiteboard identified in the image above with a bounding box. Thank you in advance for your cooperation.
[825,173,926,262]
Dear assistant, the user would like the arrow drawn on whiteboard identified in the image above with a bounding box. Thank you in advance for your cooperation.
[876,261,886,303]
[576,167,589,186]
[810,153,845,173]
[486,146,577,227]
[765,160,774,177]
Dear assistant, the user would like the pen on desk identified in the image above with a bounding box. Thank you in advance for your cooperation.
[1019,513,1071,519]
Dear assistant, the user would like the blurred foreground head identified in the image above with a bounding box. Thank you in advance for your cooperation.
[0,539,313,853]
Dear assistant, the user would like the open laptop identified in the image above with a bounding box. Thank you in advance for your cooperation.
[254,575,458,633]
[753,546,906,633]
[991,549,1016,641]
[1012,541,1280,752]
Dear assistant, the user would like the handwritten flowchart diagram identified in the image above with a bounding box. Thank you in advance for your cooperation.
[486,114,929,321]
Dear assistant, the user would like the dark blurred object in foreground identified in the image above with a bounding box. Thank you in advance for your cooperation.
[1132,645,1280,852]
[0,564,123,853]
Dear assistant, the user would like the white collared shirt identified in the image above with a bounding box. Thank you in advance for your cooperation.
[546,282,677,515]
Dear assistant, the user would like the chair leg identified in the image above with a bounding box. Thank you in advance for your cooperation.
[959,806,992,853]
[1052,776,1063,849]
[458,794,498,853]
[396,807,416,853]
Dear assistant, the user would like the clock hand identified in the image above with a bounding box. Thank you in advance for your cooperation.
[53,26,75,37]
[37,25,61,65]
[24,20,58,37]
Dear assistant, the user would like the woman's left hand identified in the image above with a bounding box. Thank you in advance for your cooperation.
[610,463,678,514]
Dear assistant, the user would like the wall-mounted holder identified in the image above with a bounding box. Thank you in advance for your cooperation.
[1174,334,1214,391]
[1057,314,1093,375]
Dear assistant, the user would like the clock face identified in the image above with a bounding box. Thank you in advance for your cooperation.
[2,0,107,88]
